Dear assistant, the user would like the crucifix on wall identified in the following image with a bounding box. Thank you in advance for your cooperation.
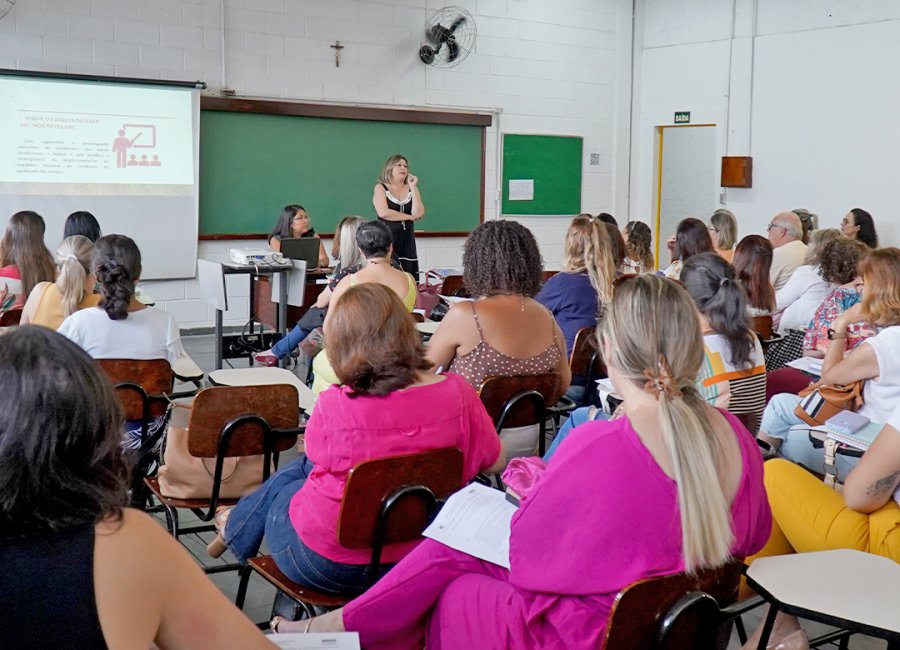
[330,41,345,67]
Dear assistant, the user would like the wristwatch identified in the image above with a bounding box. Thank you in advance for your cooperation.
[827,327,847,340]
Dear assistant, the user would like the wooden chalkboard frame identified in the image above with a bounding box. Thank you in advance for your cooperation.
[199,96,491,240]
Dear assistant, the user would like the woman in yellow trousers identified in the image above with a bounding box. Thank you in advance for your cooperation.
[743,419,900,649]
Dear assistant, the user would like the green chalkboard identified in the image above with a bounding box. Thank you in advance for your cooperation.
[199,109,484,236]
[501,134,582,216]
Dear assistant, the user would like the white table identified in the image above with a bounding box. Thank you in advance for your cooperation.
[415,320,440,335]
[208,367,317,413]
[746,549,900,649]
[172,354,204,382]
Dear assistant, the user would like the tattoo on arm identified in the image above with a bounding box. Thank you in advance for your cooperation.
[865,471,900,499]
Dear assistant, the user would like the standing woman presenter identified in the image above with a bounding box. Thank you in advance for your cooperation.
[373,154,425,277]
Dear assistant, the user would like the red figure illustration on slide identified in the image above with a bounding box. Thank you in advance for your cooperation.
[112,124,158,168]
[112,128,142,168]
[151,155,161,167]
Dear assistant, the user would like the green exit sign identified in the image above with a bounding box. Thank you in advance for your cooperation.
[674,111,691,124]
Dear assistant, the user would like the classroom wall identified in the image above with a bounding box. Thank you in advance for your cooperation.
[631,0,900,249]
[0,0,630,328]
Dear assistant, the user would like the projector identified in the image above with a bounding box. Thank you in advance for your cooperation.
[229,248,285,265]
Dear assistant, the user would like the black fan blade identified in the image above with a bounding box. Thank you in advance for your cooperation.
[447,15,466,35]
[446,37,460,62]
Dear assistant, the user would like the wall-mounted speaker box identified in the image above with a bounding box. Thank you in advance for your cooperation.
[721,156,753,188]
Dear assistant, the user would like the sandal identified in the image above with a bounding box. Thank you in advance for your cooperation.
[270,616,314,634]
[206,506,232,559]
[252,350,279,367]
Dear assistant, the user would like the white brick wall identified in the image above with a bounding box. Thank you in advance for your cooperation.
[0,0,628,329]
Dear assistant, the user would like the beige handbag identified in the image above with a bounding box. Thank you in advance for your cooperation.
[156,399,270,500]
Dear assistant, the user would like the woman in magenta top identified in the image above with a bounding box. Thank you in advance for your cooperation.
[281,275,772,646]
[208,283,504,592]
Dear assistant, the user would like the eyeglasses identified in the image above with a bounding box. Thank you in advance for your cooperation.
[766,223,786,232]
[841,218,852,226]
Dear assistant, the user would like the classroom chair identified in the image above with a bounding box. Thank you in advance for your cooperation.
[440,274,468,298]
[478,373,565,457]
[143,384,301,573]
[98,359,185,506]
[0,308,22,326]
[234,448,464,621]
[601,558,744,649]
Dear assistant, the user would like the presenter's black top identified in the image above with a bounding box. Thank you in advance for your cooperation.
[379,183,419,277]
[0,524,108,648]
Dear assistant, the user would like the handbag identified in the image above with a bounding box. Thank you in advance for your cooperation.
[156,399,270,500]
[297,305,326,331]
[793,380,864,427]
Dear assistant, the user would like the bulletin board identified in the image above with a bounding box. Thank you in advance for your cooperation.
[501,134,583,216]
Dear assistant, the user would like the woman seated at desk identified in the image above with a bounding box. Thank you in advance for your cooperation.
[278,274,771,646]
[0,326,276,649]
[208,283,504,594]
[426,220,571,459]
[311,220,418,394]
[21,235,100,330]
[758,247,900,475]
[58,234,185,451]
[254,215,365,366]
[268,204,329,268]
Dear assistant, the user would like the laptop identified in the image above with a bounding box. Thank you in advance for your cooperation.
[279,237,321,268]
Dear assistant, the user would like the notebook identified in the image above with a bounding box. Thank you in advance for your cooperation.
[821,420,883,451]
[279,237,321,268]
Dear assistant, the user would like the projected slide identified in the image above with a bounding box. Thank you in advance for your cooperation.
[0,74,200,280]
[0,77,194,190]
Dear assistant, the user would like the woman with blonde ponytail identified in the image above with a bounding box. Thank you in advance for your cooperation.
[279,274,772,647]
[537,215,615,354]
[21,235,99,329]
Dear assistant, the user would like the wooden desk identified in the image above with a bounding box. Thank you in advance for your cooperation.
[253,270,330,331]
[208,367,317,414]
[746,549,900,649]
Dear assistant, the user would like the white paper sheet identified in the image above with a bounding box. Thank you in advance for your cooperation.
[786,356,823,376]
[270,632,360,649]
[423,483,517,569]
[508,179,534,201]
[440,295,473,304]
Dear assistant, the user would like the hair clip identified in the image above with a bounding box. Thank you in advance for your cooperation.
[642,354,682,400]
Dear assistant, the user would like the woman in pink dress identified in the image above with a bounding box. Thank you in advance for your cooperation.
[278,274,772,647]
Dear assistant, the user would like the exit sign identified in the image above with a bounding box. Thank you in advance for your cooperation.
[674,111,691,124]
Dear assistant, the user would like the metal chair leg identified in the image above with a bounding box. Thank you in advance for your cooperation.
[235,564,253,609]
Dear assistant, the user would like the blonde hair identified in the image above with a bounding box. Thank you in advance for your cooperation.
[859,248,900,327]
[562,215,615,303]
[600,275,734,572]
[55,235,94,316]
[803,228,842,266]
[332,215,366,269]
[378,154,408,185]
[710,209,738,250]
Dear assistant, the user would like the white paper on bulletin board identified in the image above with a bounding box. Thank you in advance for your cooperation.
[508,179,534,201]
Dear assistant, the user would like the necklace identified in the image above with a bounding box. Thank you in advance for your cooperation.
[366,257,390,266]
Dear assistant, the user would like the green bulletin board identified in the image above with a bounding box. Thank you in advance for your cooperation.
[199,109,485,236]
[501,134,583,216]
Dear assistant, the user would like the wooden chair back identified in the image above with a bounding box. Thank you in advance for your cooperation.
[0,308,22,326]
[186,384,300,458]
[338,448,464,550]
[569,326,607,380]
[765,367,812,404]
[602,559,743,649]
[98,358,174,420]
[751,315,774,340]
[441,275,468,298]
[542,270,559,282]
[478,373,564,429]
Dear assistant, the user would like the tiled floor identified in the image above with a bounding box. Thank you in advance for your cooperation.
[163,332,889,647]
